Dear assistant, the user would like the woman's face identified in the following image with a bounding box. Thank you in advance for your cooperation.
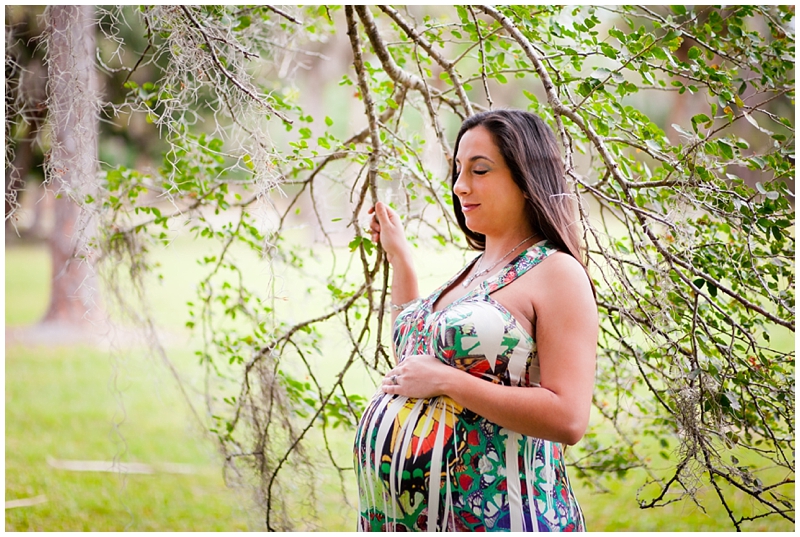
[453,126,531,238]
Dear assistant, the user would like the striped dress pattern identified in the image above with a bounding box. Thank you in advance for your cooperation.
[354,241,586,531]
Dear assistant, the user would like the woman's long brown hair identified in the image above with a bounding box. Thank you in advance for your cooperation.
[451,109,595,294]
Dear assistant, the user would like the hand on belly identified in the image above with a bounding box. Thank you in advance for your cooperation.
[382,354,457,399]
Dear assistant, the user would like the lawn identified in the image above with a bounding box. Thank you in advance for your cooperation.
[5,243,262,531]
[5,241,794,531]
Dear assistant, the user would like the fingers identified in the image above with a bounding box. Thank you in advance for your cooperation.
[381,370,401,394]
[369,204,381,237]
[370,216,381,233]
[369,215,380,243]
[374,201,395,227]
[369,202,395,243]
[369,201,400,229]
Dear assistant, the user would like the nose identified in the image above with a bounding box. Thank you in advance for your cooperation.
[453,170,469,197]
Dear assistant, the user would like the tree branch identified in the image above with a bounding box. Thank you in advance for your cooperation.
[179,5,293,125]
[263,5,302,25]
[353,6,464,117]
[378,5,474,116]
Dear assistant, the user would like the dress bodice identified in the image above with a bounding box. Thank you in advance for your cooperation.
[392,240,554,388]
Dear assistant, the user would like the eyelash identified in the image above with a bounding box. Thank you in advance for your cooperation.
[455,169,488,176]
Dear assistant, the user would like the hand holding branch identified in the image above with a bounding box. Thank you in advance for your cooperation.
[368,201,411,266]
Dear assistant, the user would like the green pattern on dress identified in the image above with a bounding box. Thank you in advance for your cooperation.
[354,241,586,532]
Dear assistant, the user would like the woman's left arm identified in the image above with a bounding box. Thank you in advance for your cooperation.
[381,254,598,445]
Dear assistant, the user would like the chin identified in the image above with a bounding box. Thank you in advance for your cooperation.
[463,216,489,236]
[462,219,483,235]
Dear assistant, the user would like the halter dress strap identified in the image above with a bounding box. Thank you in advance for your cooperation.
[480,239,556,296]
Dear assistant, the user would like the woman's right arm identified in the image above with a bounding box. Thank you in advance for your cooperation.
[368,201,419,325]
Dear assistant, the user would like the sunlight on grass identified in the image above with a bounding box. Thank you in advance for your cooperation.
[5,342,259,531]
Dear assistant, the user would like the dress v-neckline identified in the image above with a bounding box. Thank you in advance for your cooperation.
[429,239,550,314]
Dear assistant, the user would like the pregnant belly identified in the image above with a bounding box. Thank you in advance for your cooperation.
[355,392,468,495]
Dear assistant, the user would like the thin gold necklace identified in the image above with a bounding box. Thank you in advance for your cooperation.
[461,234,536,288]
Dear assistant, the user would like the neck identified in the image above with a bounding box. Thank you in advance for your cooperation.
[482,229,540,264]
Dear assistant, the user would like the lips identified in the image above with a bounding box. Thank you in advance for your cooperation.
[461,202,480,212]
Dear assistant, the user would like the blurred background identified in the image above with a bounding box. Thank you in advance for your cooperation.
[5,5,794,531]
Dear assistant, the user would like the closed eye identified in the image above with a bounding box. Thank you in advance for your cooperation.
[473,169,488,175]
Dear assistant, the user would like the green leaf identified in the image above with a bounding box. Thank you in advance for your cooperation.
[690,113,712,132]
[724,391,740,411]
[717,140,734,159]
[591,67,612,80]
[234,15,251,31]
[608,27,626,42]
[361,237,375,256]
[651,47,668,61]
[687,46,702,60]
[599,42,618,59]
[645,139,661,152]
[662,28,681,43]
[243,153,255,170]
[707,282,718,298]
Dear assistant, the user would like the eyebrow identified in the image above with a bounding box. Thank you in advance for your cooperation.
[455,155,495,165]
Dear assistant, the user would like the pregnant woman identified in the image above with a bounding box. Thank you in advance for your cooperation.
[354,110,598,532]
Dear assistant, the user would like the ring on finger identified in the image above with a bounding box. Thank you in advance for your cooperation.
[391,374,398,386]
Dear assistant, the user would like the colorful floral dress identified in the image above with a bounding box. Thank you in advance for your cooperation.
[354,241,586,532]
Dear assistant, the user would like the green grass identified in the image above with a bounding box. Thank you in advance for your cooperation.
[5,342,260,531]
[5,241,794,531]
[5,244,50,326]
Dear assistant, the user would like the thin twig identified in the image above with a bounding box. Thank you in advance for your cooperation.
[179,5,292,124]
[379,5,474,116]
[468,6,492,110]
[263,5,302,25]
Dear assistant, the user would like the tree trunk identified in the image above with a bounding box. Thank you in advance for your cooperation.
[40,5,100,325]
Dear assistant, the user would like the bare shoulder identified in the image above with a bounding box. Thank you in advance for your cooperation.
[530,251,596,311]
[537,250,591,283]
